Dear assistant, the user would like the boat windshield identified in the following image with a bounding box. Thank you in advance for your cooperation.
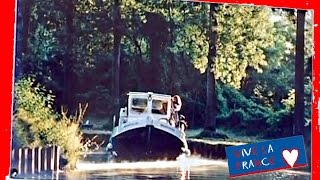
[152,99,168,115]
[131,98,148,114]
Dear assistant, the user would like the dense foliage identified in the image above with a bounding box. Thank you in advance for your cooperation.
[15,0,312,140]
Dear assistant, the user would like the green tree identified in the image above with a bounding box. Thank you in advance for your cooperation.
[204,3,219,135]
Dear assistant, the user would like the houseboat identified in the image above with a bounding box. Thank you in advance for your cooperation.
[106,92,190,161]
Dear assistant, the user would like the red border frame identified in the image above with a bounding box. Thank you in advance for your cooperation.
[0,0,318,179]
[0,0,15,179]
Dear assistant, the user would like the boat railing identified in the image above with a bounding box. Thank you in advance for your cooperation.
[112,115,117,129]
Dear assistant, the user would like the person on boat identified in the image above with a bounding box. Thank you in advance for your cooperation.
[169,95,188,132]
[172,95,182,112]
[159,101,168,115]
[152,100,168,115]
[169,95,182,127]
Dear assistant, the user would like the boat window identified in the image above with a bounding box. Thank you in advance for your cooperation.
[131,98,148,113]
[152,100,168,115]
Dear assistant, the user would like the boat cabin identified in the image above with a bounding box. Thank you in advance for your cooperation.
[118,92,186,130]
[108,92,190,160]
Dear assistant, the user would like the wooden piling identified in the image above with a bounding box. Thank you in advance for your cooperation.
[44,147,47,171]
[11,149,15,165]
[38,147,42,173]
[18,149,21,174]
[56,146,60,171]
[24,148,28,174]
[31,148,35,174]
[51,146,55,171]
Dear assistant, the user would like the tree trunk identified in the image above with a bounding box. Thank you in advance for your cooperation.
[204,4,218,134]
[63,0,75,111]
[133,38,144,90]
[17,0,33,77]
[205,57,216,132]
[294,10,306,135]
[143,12,168,93]
[149,39,161,92]
[169,52,176,94]
[15,0,25,79]
[168,0,176,94]
[21,0,33,56]
[112,0,122,116]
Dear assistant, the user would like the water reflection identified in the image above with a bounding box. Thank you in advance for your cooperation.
[59,155,310,180]
[61,166,310,180]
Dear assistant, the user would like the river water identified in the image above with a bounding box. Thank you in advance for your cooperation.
[59,155,310,180]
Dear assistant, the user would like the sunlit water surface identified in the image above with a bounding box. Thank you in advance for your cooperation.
[59,155,310,180]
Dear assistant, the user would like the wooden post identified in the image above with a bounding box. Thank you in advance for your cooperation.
[294,10,306,136]
[31,148,35,174]
[24,148,28,174]
[54,146,61,180]
[44,147,47,171]
[11,149,15,165]
[18,149,21,174]
[38,147,42,173]
[55,153,60,180]
[51,146,54,179]
[56,146,60,172]
[51,146,55,171]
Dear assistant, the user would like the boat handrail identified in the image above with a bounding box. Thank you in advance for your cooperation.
[113,115,116,128]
